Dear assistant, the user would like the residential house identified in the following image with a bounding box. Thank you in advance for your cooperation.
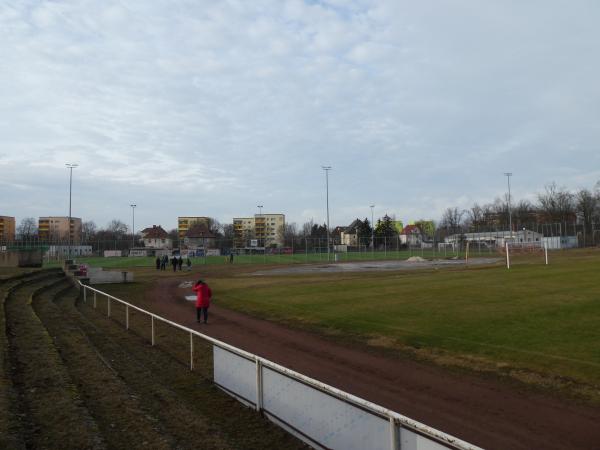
[140,225,172,249]
[184,222,216,248]
[340,219,362,246]
[400,224,423,246]
[178,216,210,241]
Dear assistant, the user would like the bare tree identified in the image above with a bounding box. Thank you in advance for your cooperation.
[206,217,223,236]
[576,189,598,236]
[280,222,298,247]
[82,220,97,242]
[440,207,465,234]
[302,219,315,237]
[537,183,575,224]
[17,217,37,240]
[466,204,484,229]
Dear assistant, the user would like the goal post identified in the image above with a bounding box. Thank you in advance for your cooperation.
[503,241,548,269]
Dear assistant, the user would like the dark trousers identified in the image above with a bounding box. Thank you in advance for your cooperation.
[196,307,208,323]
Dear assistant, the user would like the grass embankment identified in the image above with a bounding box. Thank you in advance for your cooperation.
[3,272,103,449]
[0,270,306,449]
[98,249,600,404]
[0,272,49,449]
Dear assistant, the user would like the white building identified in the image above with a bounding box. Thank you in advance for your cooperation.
[140,225,172,249]
[445,229,543,247]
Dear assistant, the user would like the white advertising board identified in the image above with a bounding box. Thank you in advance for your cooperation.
[262,366,390,450]
[213,346,257,407]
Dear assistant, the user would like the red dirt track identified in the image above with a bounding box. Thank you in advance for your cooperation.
[148,278,600,450]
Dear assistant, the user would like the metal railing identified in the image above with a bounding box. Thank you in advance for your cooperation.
[78,281,481,450]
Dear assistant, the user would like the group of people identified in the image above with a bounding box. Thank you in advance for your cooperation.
[155,255,192,272]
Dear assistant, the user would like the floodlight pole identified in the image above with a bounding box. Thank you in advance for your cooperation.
[130,204,136,249]
[66,163,78,260]
[257,205,263,247]
[504,172,513,237]
[370,205,375,254]
[322,166,332,261]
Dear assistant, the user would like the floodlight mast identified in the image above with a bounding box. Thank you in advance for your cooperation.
[66,163,78,260]
[130,204,136,249]
[370,205,375,254]
[322,166,332,261]
[257,205,263,247]
[504,172,513,237]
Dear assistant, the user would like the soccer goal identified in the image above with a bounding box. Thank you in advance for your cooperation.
[503,241,548,268]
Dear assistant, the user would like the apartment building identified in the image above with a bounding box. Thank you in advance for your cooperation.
[38,217,82,244]
[233,214,285,248]
[0,216,16,242]
[177,216,210,241]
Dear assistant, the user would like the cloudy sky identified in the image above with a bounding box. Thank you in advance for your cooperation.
[1,0,599,231]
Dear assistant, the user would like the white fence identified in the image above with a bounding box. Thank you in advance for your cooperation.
[79,282,482,450]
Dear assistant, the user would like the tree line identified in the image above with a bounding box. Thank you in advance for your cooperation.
[439,181,600,240]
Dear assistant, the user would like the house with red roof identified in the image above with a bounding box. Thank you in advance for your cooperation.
[140,225,172,249]
[400,224,423,246]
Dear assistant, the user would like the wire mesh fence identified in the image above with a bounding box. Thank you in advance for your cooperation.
[2,220,599,267]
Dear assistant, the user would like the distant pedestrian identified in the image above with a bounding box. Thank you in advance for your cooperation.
[192,279,212,324]
[229,252,234,264]
[155,256,161,270]
[186,258,192,271]
[171,256,177,272]
[161,255,168,270]
[178,256,183,271]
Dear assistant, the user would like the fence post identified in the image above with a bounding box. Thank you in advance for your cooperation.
[389,416,399,450]
[151,316,155,346]
[107,296,110,317]
[506,242,510,269]
[93,291,97,308]
[83,286,87,303]
[190,332,194,371]
[544,242,548,265]
[255,358,263,412]
[126,305,129,330]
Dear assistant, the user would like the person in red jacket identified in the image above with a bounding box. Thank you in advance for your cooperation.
[192,279,212,324]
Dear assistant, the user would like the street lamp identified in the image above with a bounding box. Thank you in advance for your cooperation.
[257,205,263,247]
[66,163,78,260]
[370,205,375,253]
[504,172,513,237]
[130,204,136,249]
[322,166,332,261]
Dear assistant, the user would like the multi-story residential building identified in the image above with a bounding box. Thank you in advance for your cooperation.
[177,216,210,241]
[233,214,285,248]
[38,217,82,244]
[0,216,16,242]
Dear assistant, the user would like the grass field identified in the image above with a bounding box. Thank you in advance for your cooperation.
[46,248,468,269]
[92,248,600,405]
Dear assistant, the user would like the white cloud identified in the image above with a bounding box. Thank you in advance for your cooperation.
[1,1,599,229]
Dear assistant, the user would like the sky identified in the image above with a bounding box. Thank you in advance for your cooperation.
[1,0,599,231]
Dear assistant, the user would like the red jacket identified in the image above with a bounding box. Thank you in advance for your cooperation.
[192,283,212,308]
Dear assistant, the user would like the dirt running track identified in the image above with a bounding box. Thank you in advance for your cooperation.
[147,278,600,450]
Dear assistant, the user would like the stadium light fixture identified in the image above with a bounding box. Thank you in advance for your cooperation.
[130,204,136,249]
[504,172,513,236]
[370,205,375,253]
[66,163,78,259]
[322,166,332,261]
